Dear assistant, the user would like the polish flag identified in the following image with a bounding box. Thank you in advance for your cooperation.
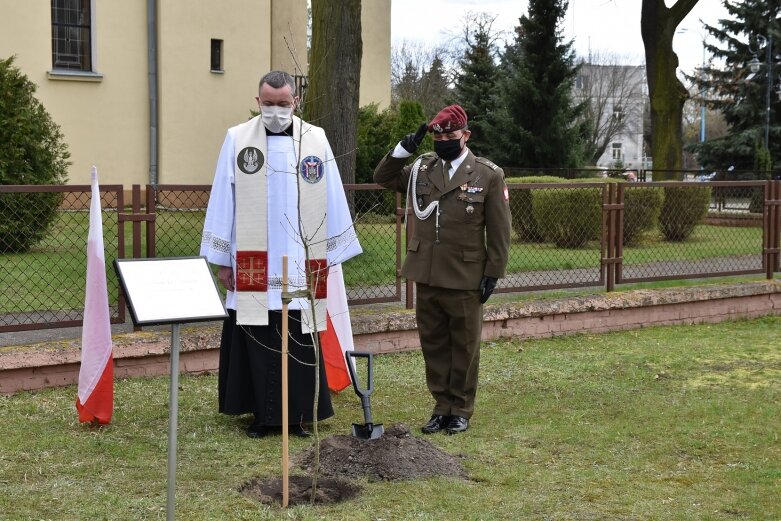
[76,167,114,424]
[319,264,354,392]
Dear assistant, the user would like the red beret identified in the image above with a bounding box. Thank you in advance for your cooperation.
[428,105,468,133]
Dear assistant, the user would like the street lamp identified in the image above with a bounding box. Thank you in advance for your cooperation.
[747,34,781,150]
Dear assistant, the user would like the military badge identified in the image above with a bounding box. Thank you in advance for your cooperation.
[237,147,264,174]
[300,155,324,184]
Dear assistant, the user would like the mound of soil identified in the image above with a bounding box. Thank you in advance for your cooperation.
[296,423,468,482]
[239,424,466,506]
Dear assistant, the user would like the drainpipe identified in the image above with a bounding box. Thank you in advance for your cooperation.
[147,0,158,185]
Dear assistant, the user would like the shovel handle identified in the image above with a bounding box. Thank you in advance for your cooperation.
[346,351,374,397]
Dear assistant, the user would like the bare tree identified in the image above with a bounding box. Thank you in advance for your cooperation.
[641,0,700,176]
[390,39,451,113]
[573,52,646,166]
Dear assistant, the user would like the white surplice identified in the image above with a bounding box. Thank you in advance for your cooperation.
[201,130,362,312]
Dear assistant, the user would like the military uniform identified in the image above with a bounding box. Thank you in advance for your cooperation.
[373,148,511,421]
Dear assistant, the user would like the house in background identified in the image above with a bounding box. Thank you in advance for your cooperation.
[574,62,647,171]
[0,0,392,187]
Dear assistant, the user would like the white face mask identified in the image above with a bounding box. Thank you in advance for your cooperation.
[261,105,293,133]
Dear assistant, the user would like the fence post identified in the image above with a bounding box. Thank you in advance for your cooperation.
[132,184,142,258]
[764,180,781,278]
[146,185,157,258]
[601,183,623,292]
[116,186,126,324]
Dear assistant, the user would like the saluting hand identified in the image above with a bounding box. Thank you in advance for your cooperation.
[399,123,428,153]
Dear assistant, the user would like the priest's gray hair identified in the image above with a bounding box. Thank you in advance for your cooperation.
[259,70,296,96]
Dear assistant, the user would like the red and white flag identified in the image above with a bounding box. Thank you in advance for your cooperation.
[76,166,114,424]
[319,263,354,392]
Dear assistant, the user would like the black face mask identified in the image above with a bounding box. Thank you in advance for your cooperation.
[434,138,463,161]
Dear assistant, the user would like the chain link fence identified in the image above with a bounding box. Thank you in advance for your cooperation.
[1,180,779,332]
[0,184,124,332]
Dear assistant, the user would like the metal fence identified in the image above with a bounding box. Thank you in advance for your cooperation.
[1,180,779,332]
[0,184,126,331]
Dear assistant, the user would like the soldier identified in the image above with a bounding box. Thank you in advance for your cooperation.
[374,105,511,435]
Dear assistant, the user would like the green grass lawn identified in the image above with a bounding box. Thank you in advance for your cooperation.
[1,316,779,520]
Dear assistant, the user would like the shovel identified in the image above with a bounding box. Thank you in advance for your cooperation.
[345,351,384,440]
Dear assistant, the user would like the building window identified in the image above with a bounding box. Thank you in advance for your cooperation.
[294,74,308,106]
[612,142,623,160]
[51,0,92,71]
[210,39,223,72]
[575,74,589,90]
[612,104,624,122]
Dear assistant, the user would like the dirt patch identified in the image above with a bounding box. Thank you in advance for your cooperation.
[297,423,468,482]
[239,475,360,506]
[240,424,467,507]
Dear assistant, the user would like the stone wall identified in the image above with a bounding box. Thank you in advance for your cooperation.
[2,281,779,395]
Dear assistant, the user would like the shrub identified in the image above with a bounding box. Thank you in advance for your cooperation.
[622,185,664,245]
[659,184,711,242]
[506,176,565,242]
[532,182,602,248]
[0,56,69,253]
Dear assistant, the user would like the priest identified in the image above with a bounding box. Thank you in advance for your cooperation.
[200,70,362,438]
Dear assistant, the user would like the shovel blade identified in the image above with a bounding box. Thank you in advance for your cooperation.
[351,422,384,440]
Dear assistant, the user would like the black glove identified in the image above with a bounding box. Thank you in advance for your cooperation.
[479,276,497,304]
[399,123,428,154]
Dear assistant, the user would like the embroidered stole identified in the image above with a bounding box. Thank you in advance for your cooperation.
[234,115,328,332]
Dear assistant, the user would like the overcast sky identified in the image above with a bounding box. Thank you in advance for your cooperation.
[390,0,730,75]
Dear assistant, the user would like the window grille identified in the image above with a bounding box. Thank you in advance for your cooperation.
[51,0,92,71]
[210,39,223,72]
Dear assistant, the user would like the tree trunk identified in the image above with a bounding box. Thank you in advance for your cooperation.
[305,0,362,186]
[641,0,698,179]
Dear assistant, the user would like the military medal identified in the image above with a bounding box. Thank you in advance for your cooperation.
[466,204,474,215]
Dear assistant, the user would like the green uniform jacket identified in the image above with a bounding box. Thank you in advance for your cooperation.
[373,149,511,290]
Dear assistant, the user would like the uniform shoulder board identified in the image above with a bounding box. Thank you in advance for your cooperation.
[475,157,500,171]
[419,152,437,161]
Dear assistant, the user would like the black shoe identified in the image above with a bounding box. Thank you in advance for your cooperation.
[421,415,450,434]
[445,416,469,435]
[246,423,269,438]
[290,424,311,438]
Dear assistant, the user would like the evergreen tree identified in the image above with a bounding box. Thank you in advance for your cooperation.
[420,55,450,118]
[690,0,780,172]
[451,17,501,158]
[493,0,587,169]
[387,100,432,155]
[0,56,69,253]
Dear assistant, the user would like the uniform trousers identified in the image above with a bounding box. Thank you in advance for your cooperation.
[415,282,483,419]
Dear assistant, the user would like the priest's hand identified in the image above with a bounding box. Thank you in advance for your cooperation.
[399,123,428,153]
[479,276,497,304]
[218,266,234,291]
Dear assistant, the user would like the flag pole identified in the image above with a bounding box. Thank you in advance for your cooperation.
[281,256,289,507]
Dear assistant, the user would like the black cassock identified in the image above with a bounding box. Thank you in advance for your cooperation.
[218,309,333,426]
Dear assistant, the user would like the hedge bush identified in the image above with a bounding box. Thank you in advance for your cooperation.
[622,185,664,245]
[0,56,69,253]
[659,184,711,242]
[506,176,565,242]
[532,181,602,248]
